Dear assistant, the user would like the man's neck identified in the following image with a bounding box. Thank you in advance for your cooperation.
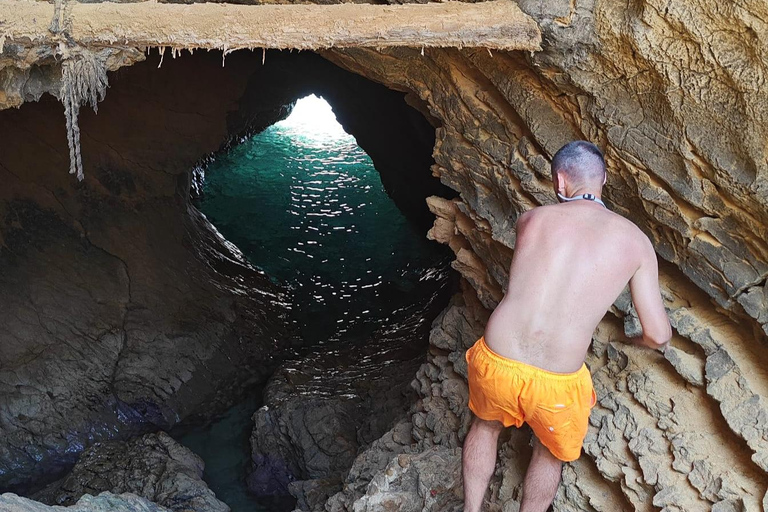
[565,186,602,199]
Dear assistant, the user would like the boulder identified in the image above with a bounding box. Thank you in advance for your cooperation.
[32,432,228,512]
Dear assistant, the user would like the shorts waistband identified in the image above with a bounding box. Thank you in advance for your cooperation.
[474,337,589,381]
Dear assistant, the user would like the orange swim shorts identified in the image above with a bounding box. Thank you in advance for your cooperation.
[466,337,596,462]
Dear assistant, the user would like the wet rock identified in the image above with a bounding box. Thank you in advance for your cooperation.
[247,335,425,507]
[341,448,464,512]
[32,432,227,512]
[0,492,170,512]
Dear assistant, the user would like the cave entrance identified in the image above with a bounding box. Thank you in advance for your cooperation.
[197,92,451,346]
[0,3,543,505]
[176,51,455,511]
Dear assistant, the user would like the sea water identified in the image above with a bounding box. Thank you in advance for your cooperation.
[176,95,450,511]
[196,95,448,346]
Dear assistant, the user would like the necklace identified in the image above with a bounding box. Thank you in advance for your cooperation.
[557,193,606,208]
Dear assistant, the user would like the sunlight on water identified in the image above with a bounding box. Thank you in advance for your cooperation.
[199,94,448,345]
[182,95,450,512]
[274,94,349,138]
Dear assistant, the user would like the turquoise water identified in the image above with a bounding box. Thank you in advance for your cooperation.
[197,96,448,346]
[178,96,451,511]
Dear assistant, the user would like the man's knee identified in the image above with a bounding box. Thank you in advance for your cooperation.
[530,436,564,467]
[471,415,505,433]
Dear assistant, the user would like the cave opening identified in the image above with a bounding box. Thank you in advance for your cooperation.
[195,92,451,346]
[0,47,457,510]
[179,89,454,510]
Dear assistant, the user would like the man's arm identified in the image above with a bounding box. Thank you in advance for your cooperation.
[628,236,672,350]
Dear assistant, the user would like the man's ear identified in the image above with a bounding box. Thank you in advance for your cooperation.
[557,173,567,193]
[603,171,607,186]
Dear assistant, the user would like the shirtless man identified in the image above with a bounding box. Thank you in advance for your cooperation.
[462,141,672,512]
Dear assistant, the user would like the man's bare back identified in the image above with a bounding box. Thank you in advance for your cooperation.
[484,199,669,373]
[463,141,672,512]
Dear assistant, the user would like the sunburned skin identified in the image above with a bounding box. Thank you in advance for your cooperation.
[483,199,671,374]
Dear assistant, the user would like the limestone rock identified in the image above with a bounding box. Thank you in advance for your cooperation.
[247,325,428,505]
[316,3,768,507]
[32,432,228,512]
[343,448,464,512]
[0,492,170,512]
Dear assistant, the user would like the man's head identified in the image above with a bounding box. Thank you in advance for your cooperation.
[551,141,606,198]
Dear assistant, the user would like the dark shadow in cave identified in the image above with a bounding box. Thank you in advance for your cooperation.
[0,48,456,505]
[176,51,458,510]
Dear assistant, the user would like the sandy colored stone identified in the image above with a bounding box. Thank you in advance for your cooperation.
[0,0,540,53]
[1,0,768,509]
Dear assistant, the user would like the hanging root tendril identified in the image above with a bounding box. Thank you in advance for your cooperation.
[59,46,109,181]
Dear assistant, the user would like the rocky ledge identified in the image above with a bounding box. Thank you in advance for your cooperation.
[0,492,172,512]
[32,432,228,512]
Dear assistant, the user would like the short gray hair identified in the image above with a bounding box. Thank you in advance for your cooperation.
[551,141,606,185]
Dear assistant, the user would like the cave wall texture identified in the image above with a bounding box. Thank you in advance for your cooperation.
[0,0,767,510]
[0,46,448,494]
[316,1,768,510]
[0,50,302,491]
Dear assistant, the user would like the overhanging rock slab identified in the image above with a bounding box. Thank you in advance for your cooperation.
[1,0,541,52]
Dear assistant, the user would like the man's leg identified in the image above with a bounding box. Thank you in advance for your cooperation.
[462,416,504,512]
[520,437,563,512]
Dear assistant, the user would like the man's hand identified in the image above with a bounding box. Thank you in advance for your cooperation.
[628,334,669,353]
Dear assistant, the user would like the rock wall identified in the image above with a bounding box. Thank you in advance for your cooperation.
[0,0,767,508]
[32,432,228,512]
[318,0,768,509]
[0,50,303,492]
[0,47,448,493]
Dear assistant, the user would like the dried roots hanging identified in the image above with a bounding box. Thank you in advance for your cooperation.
[59,47,109,181]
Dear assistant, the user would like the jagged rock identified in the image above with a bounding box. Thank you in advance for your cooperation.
[0,48,447,492]
[325,420,417,511]
[0,492,170,512]
[1,0,768,509]
[32,432,228,512]
[342,447,464,512]
[247,323,429,507]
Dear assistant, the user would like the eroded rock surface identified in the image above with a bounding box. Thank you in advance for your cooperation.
[0,0,767,509]
[317,1,768,508]
[248,280,451,510]
[0,492,170,512]
[32,432,228,512]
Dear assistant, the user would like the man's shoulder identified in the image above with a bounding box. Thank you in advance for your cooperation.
[606,209,649,239]
[601,210,656,260]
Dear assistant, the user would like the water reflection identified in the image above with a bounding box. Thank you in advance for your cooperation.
[198,95,449,345]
